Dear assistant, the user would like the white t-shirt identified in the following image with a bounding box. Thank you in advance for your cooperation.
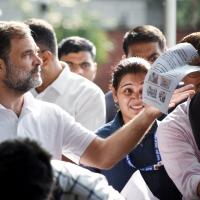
[32,64,105,131]
[0,92,96,163]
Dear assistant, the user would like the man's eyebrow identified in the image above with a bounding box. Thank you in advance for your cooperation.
[148,53,159,58]
[22,46,40,54]
[81,61,90,64]
[21,49,33,55]
[65,61,73,64]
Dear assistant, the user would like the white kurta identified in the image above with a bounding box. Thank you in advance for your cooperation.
[0,92,96,163]
[32,64,106,131]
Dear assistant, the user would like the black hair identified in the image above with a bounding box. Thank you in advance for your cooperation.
[0,21,31,64]
[123,25,166,57]
[25,18,57,56]
[58,36,96,60]
[0,139,53,200]
[112,57,150,90]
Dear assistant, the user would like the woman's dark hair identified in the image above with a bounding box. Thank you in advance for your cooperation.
[112,57,150,90]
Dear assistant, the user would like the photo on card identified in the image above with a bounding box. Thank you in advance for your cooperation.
[160,76,171,89]
[148,72,159,84]
[158,90,166,103]
[147,86,157,99]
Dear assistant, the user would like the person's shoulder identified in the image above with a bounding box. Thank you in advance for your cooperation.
[29,92,71,116]
[95,121,113,138]
[52,160,102,177]
[34,96,61,110]
[95,114,121,138]
[68,71,104,94]
[105,91,114,104]
[51,160,124,200]
[51,160,107,192]
[161,101,188,124]
[157,101,189,138]
[105,91,112,98]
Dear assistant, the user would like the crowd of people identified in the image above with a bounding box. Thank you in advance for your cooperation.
[0,18,199,200]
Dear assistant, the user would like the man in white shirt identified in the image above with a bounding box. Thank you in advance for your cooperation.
[26,19,105,131]
[0,21,195,169]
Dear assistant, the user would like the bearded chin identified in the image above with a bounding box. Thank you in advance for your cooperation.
[4,60,43,92]
[4,75,43,93]
[20,76,43,92]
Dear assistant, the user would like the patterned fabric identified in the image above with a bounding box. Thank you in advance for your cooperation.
[51,160,124,200]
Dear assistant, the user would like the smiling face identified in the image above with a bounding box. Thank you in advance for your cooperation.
[112,72,146,124]
[60,51,97,81]
[2,36,42,92]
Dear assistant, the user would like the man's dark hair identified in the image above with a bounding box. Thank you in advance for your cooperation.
[25,18,57,56]
[123,25,167,57]
[112,57,150,90]
[180,32,200,54]
[0,21,32,64]
[0,139,53,200]
[58,36,96,60]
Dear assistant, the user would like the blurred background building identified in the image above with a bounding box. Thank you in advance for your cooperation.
[0,0,199,92]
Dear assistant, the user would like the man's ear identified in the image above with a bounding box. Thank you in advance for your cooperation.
[121,54,126,59]
[40,50,53,67]
[93,62,97,77]
[0,58,6,72]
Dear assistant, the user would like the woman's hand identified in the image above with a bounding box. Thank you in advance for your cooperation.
[143,84,195,117]
[169,84,195,108]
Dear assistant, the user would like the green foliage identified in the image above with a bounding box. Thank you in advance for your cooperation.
[11,0,112,65]
[177,0,200,29]
[55,13,112,64]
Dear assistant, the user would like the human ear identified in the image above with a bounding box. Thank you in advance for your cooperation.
[0,58,6,72]
[111,86,118,103]
[40,50,52,67]
[111,86,120,110]
[92,62,97,80]
[0,58,6,78]
[121,54,126,59]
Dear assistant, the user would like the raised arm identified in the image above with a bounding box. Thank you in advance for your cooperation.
[80,84,195,169]
[80,106,159,169]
